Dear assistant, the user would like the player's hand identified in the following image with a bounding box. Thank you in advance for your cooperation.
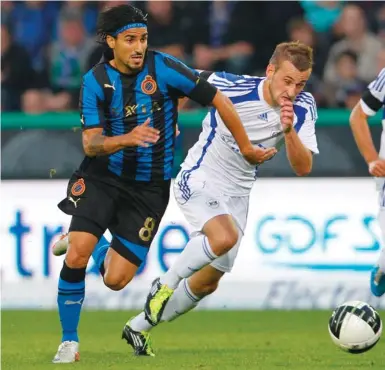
[122,118,160,147]
[175,124,180,137]
[280,97,294,133]
[241,145,277,165]
[369,159,385,177]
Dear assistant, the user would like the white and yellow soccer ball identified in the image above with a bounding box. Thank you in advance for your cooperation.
[328,300,382,354]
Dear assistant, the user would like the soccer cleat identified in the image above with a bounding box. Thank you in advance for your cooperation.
[122,320,155,357]
[52,341,80,363]
[370,266,385,297]
[52,234,69,256]
[144,278,174,326]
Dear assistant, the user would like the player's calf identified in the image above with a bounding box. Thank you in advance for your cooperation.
[189,265,225,297]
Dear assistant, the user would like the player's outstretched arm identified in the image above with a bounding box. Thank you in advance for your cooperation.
[82,118,159,157]
[160,56,276,164]
[211,90,277,164]
[350,102,385,177]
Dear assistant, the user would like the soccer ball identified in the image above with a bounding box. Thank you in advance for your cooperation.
[328,300,382,354]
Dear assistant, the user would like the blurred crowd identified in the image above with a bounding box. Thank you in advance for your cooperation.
[2,0,385,114]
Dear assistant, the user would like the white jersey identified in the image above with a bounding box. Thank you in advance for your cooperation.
[179,71,319,197]
[360,68,385,159]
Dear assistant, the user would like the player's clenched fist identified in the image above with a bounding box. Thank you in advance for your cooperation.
[280,97,294,133]
[122,118,160,147]
[369,159,385,177]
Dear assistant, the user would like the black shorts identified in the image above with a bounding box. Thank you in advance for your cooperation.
[58,174,170,266]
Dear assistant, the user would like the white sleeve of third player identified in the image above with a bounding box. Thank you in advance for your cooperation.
[296,94,319,154]
[198,70,257,98]
[360,68,385,116]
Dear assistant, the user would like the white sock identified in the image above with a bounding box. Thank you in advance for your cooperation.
[161,279,201,322]
[129,312,153,332]
[160,235,217,289]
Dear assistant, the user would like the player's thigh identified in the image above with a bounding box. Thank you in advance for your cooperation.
[210,196,248,273]
[174,176,238,250]
[58,174,117,234]
[189,264,225,296]
[65,229,98,268]
[58,175,118,267]
[108,180,170,272]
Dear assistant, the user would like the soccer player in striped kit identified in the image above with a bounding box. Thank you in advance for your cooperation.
[51,4,269,363]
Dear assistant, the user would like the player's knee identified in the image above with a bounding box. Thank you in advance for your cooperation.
[103,271,133,291]
[65,241,91,268]
[209,229,238,255]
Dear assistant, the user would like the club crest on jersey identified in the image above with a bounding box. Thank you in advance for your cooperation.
[206,198,219,208]
[141,75,157,95]
[71,178,86,196]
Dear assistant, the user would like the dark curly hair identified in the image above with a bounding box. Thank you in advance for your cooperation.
[96,4,148,44]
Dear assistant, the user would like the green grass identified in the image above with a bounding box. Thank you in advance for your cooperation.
[2,310,384,370]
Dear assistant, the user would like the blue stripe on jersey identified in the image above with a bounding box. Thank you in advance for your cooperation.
[135,65,153,181]
[212,80,256,88]
[81,72,104,127]
[379,75,385,92]
[296,93,316,120]
[228,85,261,104]
[105,65,124,176]
[294,105,307,133]
[213,71,255,83]
[178,108,218,202]
[163,98,174,180]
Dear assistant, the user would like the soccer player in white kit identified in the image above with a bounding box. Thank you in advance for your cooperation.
[121,41,319,355]
[349,68,385,297]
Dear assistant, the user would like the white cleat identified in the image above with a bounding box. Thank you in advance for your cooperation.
[52,341,80,363]
[52,234,69,256]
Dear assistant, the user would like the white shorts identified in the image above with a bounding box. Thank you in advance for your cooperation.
[174,170,249,272]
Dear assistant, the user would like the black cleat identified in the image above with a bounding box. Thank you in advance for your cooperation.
[121,320,155,357]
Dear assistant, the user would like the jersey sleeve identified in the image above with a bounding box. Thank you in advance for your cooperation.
[159,54,217,106]
[79,71,105,130]
[360,68,385,116]
[295,93,319,154]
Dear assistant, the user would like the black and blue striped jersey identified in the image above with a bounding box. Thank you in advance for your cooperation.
[78,50,217,183]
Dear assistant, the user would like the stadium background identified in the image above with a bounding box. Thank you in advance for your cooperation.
[2,1,385,368]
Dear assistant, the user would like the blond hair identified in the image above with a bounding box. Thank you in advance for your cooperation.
[269,41,313,72]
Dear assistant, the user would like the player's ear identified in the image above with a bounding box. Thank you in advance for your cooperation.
[106,35,116,49]
[266,63,275,79]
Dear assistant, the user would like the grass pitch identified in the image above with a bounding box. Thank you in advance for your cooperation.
[2,310,384,369]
